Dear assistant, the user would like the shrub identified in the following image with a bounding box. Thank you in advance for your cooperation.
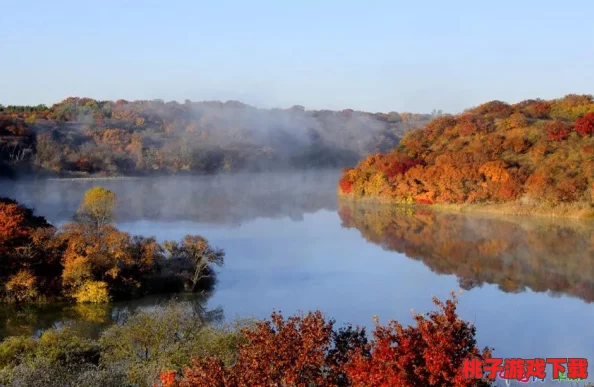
[4,270,39,303]
[0,336,36,369]
[100,300,240,386]
[73,281,110,303]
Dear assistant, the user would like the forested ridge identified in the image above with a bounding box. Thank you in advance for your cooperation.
[338,94,594,211]
[0,97,434,178]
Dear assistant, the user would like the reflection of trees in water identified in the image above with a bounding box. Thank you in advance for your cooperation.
[0,171,339,224]
[338,201,594,303]
[0,291,221,340]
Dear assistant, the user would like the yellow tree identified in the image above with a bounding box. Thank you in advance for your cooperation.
[75,186,117,229]
[5,269,39,303]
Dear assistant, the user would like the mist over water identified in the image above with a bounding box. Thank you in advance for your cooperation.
[0,169,340,225]
[2,171,594,383]
[0,98,435,178]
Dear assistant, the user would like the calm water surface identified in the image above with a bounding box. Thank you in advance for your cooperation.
[2,171,594,383]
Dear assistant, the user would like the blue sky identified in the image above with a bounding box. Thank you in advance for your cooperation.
[1,0,593,113]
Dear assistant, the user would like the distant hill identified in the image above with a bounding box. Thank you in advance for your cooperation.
[338,94,594,214]
[0,97,435,177]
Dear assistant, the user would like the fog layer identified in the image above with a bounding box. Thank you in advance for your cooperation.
[0,98,438,177]
[0,170,340,225]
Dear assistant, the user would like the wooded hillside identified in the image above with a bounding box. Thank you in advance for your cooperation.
[338,94,594,207]
[0,98,434,177]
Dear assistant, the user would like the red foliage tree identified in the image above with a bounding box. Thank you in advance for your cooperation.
[167,310,368,387]
[575,112,594,137]
[0,198,52,253]
[345,294,492,387]
[0,198,61,301]
[470,100,513,119]
[76,157,92,172]
[457,114,491,136]
[381,155,423,180]
[156,371,177,387]
[0,201,27,242]
[339,174,354,194]
[162,295,490,387]
[178,358,232,387]
[522,100,551,119]
[233,310,334,386]
[546,121,572,141]
[422,116,457,141]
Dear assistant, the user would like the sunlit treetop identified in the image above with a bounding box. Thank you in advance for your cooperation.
[76,186,117,228]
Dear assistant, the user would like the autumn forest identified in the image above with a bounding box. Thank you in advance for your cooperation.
[338,94,594,217]
[0,97,433,178]
[2,94,594,387]
[6,0,594,382]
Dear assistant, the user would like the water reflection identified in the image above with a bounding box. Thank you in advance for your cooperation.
[0,292,220,340]
[3,173,594,377]
[338,201,594,303]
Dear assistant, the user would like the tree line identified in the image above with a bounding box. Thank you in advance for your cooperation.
[0,98,435,178]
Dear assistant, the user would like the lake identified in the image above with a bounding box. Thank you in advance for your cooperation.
[1,170,594,384]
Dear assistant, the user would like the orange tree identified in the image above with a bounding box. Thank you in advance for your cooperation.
[0,198,62,302]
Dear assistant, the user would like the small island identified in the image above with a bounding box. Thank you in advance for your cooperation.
[338,94,594,218]
[0,187,224,304]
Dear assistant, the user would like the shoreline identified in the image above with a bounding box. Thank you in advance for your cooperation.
[337,192,594,220]
[46,176,142,181]
[3,168,343,182]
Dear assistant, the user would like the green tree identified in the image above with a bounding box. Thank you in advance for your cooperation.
[163,236,224,292]
[99,300,242,386]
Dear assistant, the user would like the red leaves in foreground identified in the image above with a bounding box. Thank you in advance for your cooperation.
[346,295,492,387]
[157,371,177,387]
[180,358,230,387]
[174,310,360,387]
[234,310,335,386]
[158,294,491,387]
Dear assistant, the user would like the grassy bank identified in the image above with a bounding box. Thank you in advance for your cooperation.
[337,191,594,220]
[429,201,594,219]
